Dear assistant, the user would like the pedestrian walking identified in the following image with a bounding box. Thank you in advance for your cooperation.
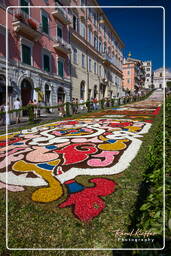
[13,97,21,124]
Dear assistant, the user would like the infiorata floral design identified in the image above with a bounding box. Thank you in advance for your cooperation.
[0,98,162,222]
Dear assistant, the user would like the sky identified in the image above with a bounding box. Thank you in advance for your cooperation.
[97,0,171,71]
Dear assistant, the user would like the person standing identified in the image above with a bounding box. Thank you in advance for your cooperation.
[33,99,38,119]
[3,102,10,125]
[79,98,84,112]
[13,98,21,124]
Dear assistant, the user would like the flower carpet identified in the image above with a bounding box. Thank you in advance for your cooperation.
[0,91,163,222]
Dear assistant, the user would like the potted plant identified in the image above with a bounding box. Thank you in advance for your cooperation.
[15,12,25,22]
[27,18,37,30]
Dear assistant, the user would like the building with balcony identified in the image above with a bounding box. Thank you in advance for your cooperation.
[122,56,145,94]
[69,0,125,101]
[0,0,71,110]
[142,61,153,89]
[153,67,171,89]
[0,0,125,110]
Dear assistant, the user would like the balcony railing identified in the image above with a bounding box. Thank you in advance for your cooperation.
[12,9,41,41]
[51,6,71,25]
[53,37,71,55]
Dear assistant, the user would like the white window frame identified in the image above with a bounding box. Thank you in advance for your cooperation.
[20,37,33,66]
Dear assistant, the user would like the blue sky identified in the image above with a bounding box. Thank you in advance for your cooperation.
[97,0,170,71]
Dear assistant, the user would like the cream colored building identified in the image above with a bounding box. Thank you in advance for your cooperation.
[70,0,125,101]
[153,68,171,89]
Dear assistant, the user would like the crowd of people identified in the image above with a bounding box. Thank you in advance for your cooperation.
[0,94,137,126]
[0,98,42,125]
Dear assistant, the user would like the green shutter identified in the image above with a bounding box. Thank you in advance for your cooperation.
[57,26,62,38]
[21,0,29,14]
[44,55,50,72]
[22,44,31,65]
[42,14,49,34]
[58,61,64,77]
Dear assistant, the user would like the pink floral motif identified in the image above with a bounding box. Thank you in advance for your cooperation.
[87,151,119,167]
[59,178,116,222]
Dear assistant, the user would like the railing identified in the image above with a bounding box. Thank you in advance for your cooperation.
[13,9,42,32]
[54,4,72,23]
[53,36,70,50]
[0,91,153,127]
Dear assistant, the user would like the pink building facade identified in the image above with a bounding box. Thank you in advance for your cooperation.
[122,58,145,94]
[0,0,125,108]
[0,0,71,108]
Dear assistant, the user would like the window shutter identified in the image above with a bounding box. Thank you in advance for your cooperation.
[21,0,29,14]
[44,55,50,72]
[42,14,49,34]
[58,61,64,77]
[22,45,31,65]
[57,26,62,38]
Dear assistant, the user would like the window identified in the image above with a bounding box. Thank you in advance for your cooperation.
[146,79,149,82]
[88,28,92,44]
[58,59,64,77]
[147,62,150,66]
[42,11,49,34]
[128,70,130,75]
[93,11,97,25]
[146,73,150,77]
[127,79,130,83]
[43,54,50,72]
[160,72,162,77]
[80,82,85,99]
[94,62,97,74]
[81,22,85,38]
[146,67,150,71]
[94,35,98,49]
[21,0,29,14]
[82,54,85,68]
[22,44,31,65]
[104,25,106,38]
[57,24,62,39]
[99,40,102,53]
[88,8,92,18]
[81,0,85,6]
[104,42,107,53]
[73,48,78,64]
[99,65,101,76]
[89,58,92,71]
[55,0,63,5]
[73,15,79,32]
